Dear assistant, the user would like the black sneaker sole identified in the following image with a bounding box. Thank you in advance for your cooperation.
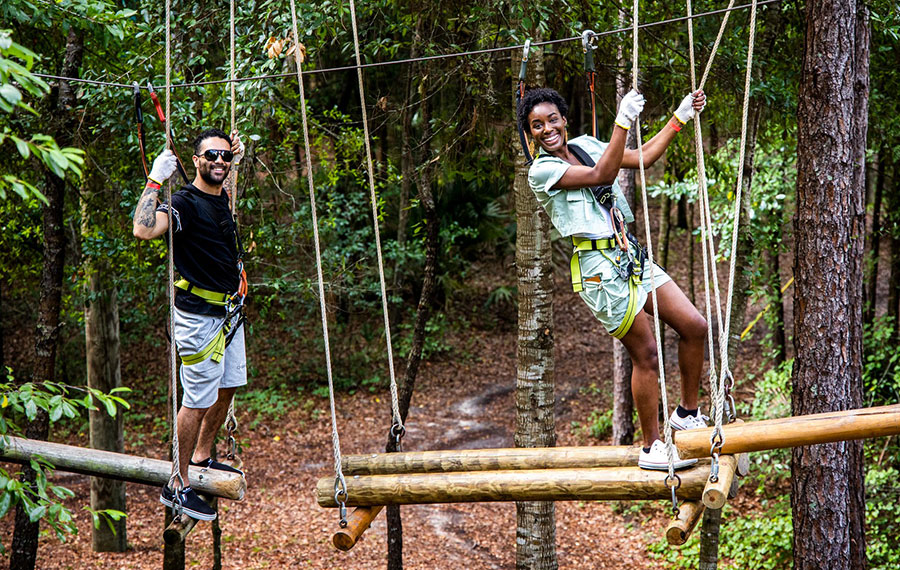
[159,493,217,521]
[190,459,244,476]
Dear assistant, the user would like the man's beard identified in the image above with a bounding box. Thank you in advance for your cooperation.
[199,163,230,185]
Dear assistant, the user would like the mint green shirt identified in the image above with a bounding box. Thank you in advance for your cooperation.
[527,135,635,238]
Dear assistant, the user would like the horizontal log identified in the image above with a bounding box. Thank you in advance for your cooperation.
[338,405,900,475]
[675,404,900,459]
[333,506,384,551]
[317,462,711,507]
[666,500,705,546]
[341,447,639,475]
[0,436,244,501]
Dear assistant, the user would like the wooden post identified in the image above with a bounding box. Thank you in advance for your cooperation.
[332,506,384,551]
[317,463,711,507]
[698,508,722,570]
[702,455,738,510]
[0,437,245,500]
[666,500,705,546]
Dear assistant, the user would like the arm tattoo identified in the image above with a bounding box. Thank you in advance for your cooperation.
[135,186,159,228]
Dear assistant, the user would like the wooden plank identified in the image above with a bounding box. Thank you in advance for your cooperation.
[317,462,711,507]
[0,436,244,501]
[332,506,383,551]
[338,405,900,475]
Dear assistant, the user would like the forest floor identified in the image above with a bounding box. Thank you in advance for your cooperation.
[2,236,782,569]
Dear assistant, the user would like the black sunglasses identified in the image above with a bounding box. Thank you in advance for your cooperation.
[198,149,234,162]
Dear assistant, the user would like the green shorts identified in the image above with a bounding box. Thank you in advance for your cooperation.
[576,249,671,338]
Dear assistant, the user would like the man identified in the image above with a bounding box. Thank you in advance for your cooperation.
[133,128,246,521]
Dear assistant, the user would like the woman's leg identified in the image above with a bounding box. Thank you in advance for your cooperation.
[644,280,708,410]
[619,309,662,447]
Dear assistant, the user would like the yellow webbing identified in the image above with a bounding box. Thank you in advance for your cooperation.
[174,279,229,306]
[180,328,226,366]
[570,237,617,292]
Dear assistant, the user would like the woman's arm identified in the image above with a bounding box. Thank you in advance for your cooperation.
[553,126,629,189]
[621,90,706,169]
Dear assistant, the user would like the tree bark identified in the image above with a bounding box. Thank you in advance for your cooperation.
[10,29,82,570]
[886,159,900,333]
[386,57,440,570]
[791,2,868,569]
[86,267,127,551]
[512,42,557,570]
[611,6,635,447]
[82,176,127,552]
[863,148,886,326]
[698,507,722,570]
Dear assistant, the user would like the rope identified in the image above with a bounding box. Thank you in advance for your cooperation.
[287,0,348,525]
[31,0,780,91]
[223,0,239,454]
[164,0,183,496]
[346,0,403,435]
[630,0,678,493]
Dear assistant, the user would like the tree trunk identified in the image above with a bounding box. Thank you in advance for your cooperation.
[886,159,899,333]
[10,29,82,570]
[698,507,722,570]
[658,195,672,270]
[386,57,439,570]
[863,148,886,326]
[611,6,635,447]
[512,42,557,570]
[792,2,868,569]
[86,267,127,551]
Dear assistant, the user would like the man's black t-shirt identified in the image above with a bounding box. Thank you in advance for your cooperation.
[157,184,239,316]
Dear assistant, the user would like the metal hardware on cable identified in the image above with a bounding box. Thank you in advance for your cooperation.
[665,473,682,516]
[147,83,190,184]
[515,39,533,164]
[288,0,349,524]
[333,479,349,528]
[390,423,406,452]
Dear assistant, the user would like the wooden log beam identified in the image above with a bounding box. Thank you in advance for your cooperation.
[332,506,383,551]
[666,500,705,546]
[317,462,711,507]
[338,405,900,475]
[341,446,638,475]
[702,455,737,510]
[0,436,244,500]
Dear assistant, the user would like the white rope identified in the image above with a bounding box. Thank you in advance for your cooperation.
[631,0,677,485]
[165,0,182,493]
[346,0,403,433]
[223,0,239,449]
[287,0,347,506]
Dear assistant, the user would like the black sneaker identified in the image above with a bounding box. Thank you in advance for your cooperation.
[160,486,217,521]
[190,457,244,475]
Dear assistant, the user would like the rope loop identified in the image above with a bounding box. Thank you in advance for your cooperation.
[389,422,406,450]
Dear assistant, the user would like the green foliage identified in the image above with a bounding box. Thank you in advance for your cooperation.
[648,501,793,569]
[865,464,900,569]
[862,317,900,407]
[0,367,130,552]
[585,408,613,440]
[0,30,84,203]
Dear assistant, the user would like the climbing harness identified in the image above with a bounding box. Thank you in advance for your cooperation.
[147,83,190,185]
[514,39,534,164]
[582,30,601,140]
[133,83,149,178]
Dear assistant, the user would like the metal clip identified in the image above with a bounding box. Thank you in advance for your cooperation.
[709,451,720,483]
[665,473,682,516]
[389,422,406,452]
[581,30,597,52]
[334,477,349,528]
[522,39,531,62]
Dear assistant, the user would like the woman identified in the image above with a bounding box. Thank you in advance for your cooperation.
[519,87,708,470]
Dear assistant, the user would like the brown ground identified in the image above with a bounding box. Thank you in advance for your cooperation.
[1,262,771,570]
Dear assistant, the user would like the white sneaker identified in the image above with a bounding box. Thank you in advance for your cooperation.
[670,409,709,431]
[638,439,698,471]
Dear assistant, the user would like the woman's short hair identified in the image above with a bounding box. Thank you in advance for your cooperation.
[517,88,569,133]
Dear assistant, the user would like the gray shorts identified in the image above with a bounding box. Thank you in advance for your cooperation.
[577,249,672,337]
[174,308,247,409]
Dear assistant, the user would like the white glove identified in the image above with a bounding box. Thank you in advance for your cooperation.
[674,91,706,124]
[148,149,178,185]
[615,89,646,130]
[231,130,245,165]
